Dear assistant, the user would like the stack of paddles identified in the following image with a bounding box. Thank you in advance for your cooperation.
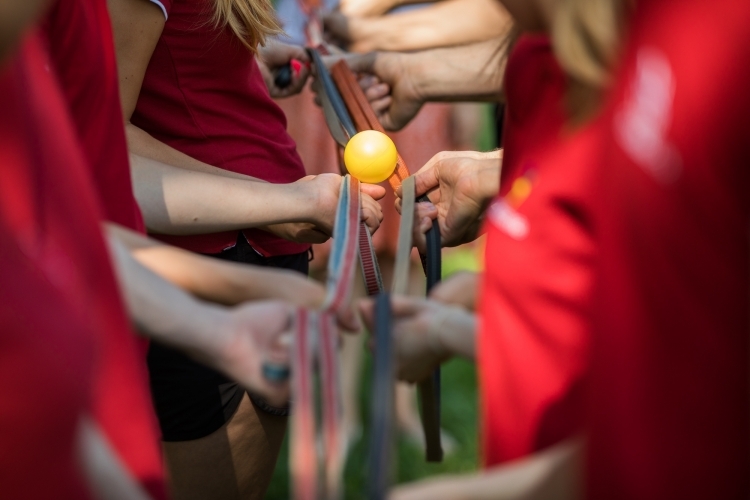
[281,50,444,500]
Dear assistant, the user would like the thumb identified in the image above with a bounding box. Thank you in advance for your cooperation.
[389,296,429,318]
[336,304,362,332]
[413,166,440,199]
[360,182,387,200]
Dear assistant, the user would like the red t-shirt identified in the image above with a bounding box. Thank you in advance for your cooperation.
[589,0,750,498]
[0,37,96,500]
[0,28,168,500]
[478,34,593,466]
[0,32,96,500]
[133,0,309,256]
[41,0,145,232]
[0,242,96,500]
[499,34,567,186]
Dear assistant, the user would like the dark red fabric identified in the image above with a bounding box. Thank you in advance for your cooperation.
[478,34,593,466]
[478,127,599,466]
[0,244,96,500]
[589,0,750,497]
[40,0,145,232]
[0,38,96,500]
[0,32,95,500]
[133,0,309,256]
[0,29,167,500]
[499,34,567,188]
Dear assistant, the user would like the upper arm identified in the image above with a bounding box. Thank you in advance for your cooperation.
[357,0,509,52]
[106,0,166,122]
[0,0,49,64]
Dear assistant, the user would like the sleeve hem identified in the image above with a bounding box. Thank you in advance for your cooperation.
[148,0,168,20]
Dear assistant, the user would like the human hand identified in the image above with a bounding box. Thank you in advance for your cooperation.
[429,271,479,311]
[338,51,423,131]
[298,173,386,236]
[202,301,296,406]
[310,53,392,127]
[359,296,473,383]
[261,268,362,332]
[258,40,311,98]
[397,150,501,251]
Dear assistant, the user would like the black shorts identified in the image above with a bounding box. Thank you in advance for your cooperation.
[147,234,309,442]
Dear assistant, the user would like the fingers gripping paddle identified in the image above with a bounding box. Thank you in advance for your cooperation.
[327,60,444,464]
[269,49,444,500]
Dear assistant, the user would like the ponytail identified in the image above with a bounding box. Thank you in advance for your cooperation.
[551,0,629,120]
[212,0,282,53]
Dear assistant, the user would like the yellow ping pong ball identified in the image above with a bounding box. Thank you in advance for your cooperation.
[344,130,398,184]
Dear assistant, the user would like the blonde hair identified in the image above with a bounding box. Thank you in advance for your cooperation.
[212,0,282,53]
[551,0,629,120]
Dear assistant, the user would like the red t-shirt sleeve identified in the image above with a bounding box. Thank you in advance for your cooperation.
[478,128,599,466]
[477,34,598,467]
[0,34,96,500]
[0,29,167,500]
[588,0,750,498]
[41,0,147,233]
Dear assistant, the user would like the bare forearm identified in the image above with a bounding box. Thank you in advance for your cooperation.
[107,223,324,307]
[468,438,582,500]
[352,0,511,52]
[406,38,508,103]
[429,271,480,311]
[126,124,260,180]
[130,153,314,234]
[106,230,229,357]
[391,438,583,500]
[433,306,477,361]
[106,225,300,402]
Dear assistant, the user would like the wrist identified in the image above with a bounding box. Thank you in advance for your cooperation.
[291,180,319,224]
[429,305,476,361]
[474,160,501,202]
[403,52,429,105]
[426,305,460,362]
[356,17,404,52]
[180,301,233,363]
[259,268,324,308]
[225,265,274,303]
